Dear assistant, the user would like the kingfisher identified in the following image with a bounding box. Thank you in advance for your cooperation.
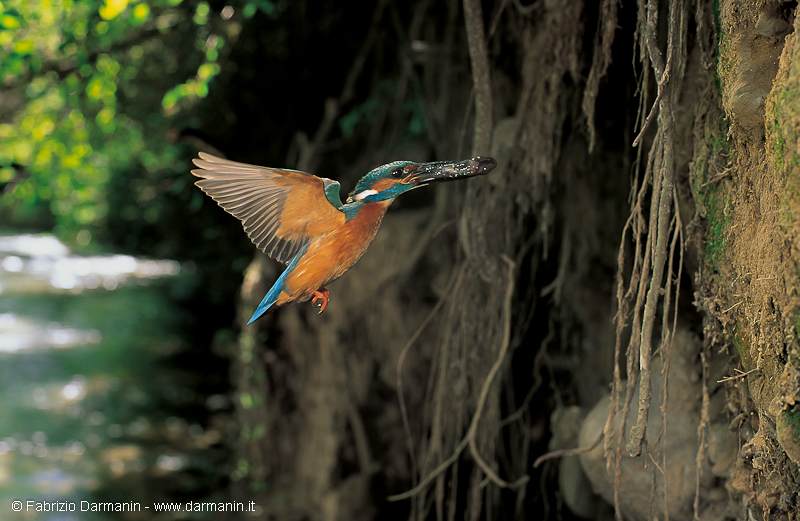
[192,152,497,324]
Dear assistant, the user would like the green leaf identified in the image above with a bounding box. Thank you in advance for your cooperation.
[14,40,34,55]
[132,3,150,23]
[193,2,209,25]
[0,13,20,29]
[0,167,15,183]
[99,0,129,20]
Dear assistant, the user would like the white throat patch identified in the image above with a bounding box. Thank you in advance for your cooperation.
[351,189,378,202]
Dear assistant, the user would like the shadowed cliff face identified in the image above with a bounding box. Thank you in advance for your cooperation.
[722,1,794,130]
[214,1,800,520]
[691,0,800,517]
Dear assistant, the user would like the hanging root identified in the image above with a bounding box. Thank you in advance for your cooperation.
[604,0,689,519]
[583,0,621,153]
[388,257,529,503]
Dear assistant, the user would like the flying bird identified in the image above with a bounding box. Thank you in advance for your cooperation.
[191,152,497,324]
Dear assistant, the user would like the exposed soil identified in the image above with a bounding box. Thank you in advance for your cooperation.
[697,1,800,517]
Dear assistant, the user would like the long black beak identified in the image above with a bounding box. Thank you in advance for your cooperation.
[401,156,497,186]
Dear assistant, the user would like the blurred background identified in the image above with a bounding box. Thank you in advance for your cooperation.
[5,0,798,520]
[0,0,391,518]
[1,0,504,518]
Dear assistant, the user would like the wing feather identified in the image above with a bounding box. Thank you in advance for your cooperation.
[192,152,345,264]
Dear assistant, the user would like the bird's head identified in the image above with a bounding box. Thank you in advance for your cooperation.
[346,156,497,204]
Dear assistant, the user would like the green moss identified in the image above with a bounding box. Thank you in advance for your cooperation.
[712,0,722,35]
[770,113,786,173]
[732,331,752,370]
[786,408,800,429]
[686,8,732,269]
[712,0,726,98]
[768,87,800,179]
[692,113,732,271]
[777,408,800,464]
[704,192,730,270]
[768,73,800,264]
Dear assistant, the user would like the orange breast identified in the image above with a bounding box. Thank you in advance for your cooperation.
[276,200,393,304]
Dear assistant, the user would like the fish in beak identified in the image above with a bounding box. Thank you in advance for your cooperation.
[400,156,497,186]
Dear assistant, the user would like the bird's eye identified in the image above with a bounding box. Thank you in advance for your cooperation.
[391,166,404,178]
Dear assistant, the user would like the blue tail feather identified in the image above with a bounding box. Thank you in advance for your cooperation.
[247,247,307,325]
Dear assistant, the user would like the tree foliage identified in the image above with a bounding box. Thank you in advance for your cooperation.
[0,0,273,243]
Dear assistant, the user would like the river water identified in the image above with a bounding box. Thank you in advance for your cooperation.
[0,233,234,520]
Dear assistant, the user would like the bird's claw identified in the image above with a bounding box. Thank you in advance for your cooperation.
[312,288,330,314]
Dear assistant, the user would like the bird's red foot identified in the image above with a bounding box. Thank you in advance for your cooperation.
[312,288,330,313]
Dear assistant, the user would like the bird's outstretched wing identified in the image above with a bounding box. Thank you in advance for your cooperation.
[192,152,346,264]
